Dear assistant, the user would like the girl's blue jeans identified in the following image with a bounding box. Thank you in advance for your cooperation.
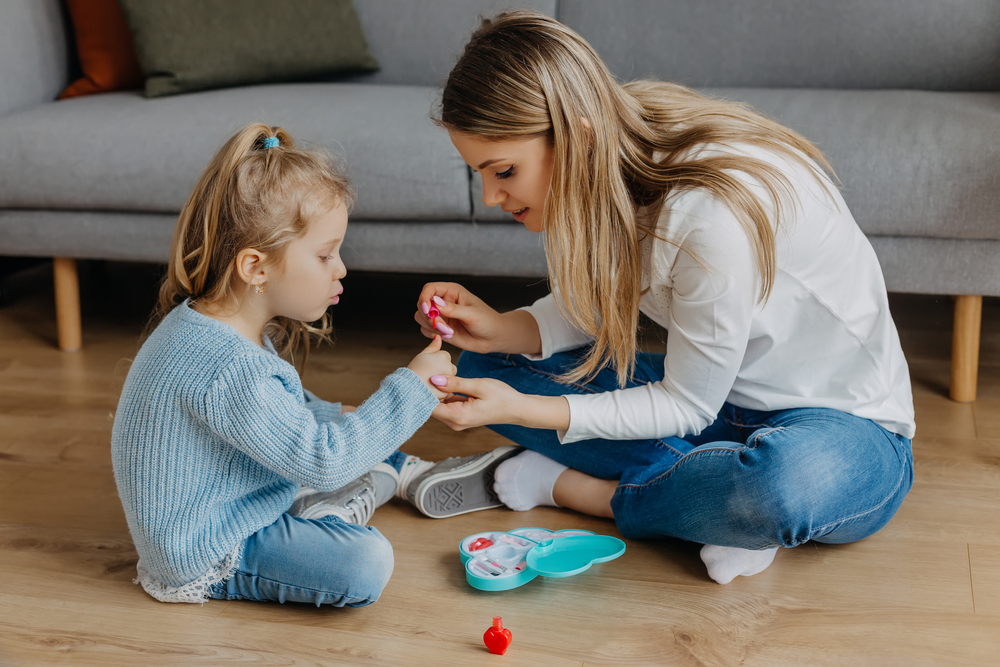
[459,348,913,550]
[206,451,407,606]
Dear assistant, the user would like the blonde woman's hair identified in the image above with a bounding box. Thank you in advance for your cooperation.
[437,10,835,387]
[157,123,354,367]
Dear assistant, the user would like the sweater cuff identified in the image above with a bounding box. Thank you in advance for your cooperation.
[389,367,441,418]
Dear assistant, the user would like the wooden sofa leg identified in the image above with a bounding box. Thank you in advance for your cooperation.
[53,257,82,352]
[950,294,982,402]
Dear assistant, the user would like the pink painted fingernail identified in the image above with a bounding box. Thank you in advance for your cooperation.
[435,321,454,336]
[432,295,446,307]
[430,375,447,387]
[420,302,430,315]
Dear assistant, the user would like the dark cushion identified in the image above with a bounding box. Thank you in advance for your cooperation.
[0,84,471,222]
[118,0,379,98]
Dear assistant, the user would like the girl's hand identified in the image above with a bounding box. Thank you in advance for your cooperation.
[406,335,457,399]
[415,282,541,355]
[429,376,571,432]
[340,405,357,414]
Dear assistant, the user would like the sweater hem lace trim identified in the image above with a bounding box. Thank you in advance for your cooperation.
[133,543,244,604]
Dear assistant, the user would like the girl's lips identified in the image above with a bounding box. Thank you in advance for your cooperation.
[330,295,340,305]
[512,207,528,223]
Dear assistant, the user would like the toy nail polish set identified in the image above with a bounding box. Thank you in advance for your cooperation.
[459,527,626,591]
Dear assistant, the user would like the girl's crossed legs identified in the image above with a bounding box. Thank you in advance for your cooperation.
[207,450,411,606]
[207,513,394,606]
[458,348,913,550]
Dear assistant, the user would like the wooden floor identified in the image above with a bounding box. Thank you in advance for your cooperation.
[1,261,999,666]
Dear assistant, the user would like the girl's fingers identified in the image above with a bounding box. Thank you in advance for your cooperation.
[421,334,443,354]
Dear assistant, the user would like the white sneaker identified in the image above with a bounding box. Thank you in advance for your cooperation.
[288,463,400,525]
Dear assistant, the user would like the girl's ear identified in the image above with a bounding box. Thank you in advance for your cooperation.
[235,248,268,286]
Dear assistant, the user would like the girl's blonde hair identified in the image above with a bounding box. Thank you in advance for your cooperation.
[437,11,835,388]
[157,123,353,366]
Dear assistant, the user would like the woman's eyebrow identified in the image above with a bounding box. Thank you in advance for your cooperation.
[477,157,508,169]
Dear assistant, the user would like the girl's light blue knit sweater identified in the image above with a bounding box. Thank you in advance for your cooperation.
[111,301,439,588]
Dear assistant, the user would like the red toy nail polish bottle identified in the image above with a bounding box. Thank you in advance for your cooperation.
[483,616,513,655]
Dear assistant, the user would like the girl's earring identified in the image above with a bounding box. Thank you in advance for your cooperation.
[254,283,266,294]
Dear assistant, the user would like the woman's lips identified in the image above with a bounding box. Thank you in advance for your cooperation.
[512,207,528,223]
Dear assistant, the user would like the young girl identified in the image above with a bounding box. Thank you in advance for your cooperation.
[415,12,916,585]
[111,123,513,606]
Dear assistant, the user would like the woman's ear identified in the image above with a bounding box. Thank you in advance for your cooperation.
[235,248,268,286]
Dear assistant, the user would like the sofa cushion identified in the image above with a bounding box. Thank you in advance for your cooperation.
[351,0,556,87]
[0,84,470,221]
[560,0,1000,91]
[711,89,1000,241]
[474,89,1000,241]
[119,0,379,98]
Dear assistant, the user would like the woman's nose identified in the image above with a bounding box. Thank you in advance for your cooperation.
[480,176,506,208]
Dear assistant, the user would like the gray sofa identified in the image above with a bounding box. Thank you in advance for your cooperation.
[1,0,998,401]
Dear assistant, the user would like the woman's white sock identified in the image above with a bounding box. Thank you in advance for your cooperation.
[493,450,568,511]
[700,544,778,584]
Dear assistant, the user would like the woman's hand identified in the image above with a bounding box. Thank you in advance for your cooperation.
[340,405,357,414]
[429,375,570,432]
[406,335,457,399]
[415,282,542,356]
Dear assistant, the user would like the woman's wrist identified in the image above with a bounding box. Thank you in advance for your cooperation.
[494,309,542,356]
[511,394,570,432]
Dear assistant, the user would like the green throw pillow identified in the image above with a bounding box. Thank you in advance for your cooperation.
[118,0,380,98]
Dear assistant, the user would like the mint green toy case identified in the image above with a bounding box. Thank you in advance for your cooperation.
[459,527,626,591]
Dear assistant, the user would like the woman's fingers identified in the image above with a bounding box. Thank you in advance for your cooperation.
[417,282,465,311]
[432,399,476,430]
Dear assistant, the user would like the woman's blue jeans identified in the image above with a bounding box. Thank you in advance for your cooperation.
[458,348,913,550]
[206,451,407,606]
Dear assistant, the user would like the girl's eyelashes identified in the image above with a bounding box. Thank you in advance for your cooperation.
[495,166,514,180]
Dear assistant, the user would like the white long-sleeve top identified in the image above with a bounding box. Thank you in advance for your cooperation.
[521,143,916,442]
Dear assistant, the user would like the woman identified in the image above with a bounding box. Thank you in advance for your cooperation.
[417,11,914,584]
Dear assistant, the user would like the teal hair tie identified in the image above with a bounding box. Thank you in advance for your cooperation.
[262,136,279,149]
